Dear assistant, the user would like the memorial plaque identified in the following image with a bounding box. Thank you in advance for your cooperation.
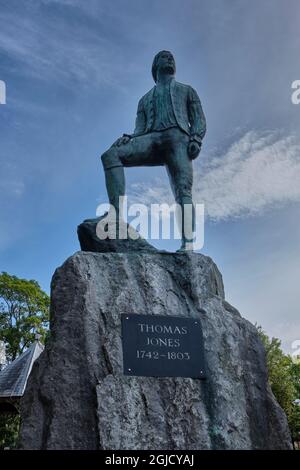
[121,314,206,378]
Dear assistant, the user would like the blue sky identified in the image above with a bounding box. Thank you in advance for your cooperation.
[0,0,299,352]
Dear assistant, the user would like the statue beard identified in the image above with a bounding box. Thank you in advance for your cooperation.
[160,64,175,76]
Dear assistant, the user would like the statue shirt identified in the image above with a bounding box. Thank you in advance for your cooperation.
[152,79,177,131]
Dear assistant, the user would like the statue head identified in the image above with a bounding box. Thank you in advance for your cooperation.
[152,51,176,82]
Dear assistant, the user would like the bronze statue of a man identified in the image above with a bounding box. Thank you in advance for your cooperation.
[101,50,206,251]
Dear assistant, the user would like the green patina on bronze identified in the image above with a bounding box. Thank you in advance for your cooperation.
[100,51,206,250]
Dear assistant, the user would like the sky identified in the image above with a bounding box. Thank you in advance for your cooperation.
[0,0,299,353]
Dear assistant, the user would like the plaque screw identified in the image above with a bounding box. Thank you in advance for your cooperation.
[200,370,203,374]
[128,368,131,372]
[126,317,129,320]
[194,322,198,325]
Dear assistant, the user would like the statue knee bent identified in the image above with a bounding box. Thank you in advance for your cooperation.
[101,148,122,171]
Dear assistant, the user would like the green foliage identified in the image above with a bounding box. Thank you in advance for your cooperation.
[0,413,20,449]
[257,325,300,446]
[0,272,50,361]
[0,272,50,449]
[290,400,300,446]
[290,361,300,398]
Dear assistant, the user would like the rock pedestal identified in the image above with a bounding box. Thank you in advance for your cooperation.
[19,251,292,449]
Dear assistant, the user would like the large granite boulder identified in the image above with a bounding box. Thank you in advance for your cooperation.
[19,251,292,449]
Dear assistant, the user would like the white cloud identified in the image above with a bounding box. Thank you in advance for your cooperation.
[0,5,138,89]
[128,130,300,221]
[196,130,300,219]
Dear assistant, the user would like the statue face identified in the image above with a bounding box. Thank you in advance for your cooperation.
[156,51,176,76]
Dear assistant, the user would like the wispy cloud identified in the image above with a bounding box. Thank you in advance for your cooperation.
[0,3,139,89]
[0,157,25,198]
[0,179,25,198]
[128,130,300,221]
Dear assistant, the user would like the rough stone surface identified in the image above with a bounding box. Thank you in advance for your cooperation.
[77,216,158,253]
[19,251,292,449]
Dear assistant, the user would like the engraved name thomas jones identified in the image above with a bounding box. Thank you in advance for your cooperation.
[137,322,190,360]
[121,314,206,378]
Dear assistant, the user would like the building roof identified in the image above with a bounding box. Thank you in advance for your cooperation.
[0,342,44,398]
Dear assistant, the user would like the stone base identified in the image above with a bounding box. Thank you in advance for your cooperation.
[19,251,292,449]
[77,216,158,253]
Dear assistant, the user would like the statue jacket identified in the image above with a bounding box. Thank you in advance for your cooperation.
[133,79,206,143]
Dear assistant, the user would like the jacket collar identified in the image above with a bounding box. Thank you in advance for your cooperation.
[151,78,176,97]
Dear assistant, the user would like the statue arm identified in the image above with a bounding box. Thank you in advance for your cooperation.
[133,98,146,135]
[112,98,146,147]
[187,87,206,143]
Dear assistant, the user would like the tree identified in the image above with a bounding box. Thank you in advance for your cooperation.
[0,272,50,362]
[290,360,300,447]
[0,414,20,449]
[0,272,50,449]
[290,361,300,398]
[257,326,300,448]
